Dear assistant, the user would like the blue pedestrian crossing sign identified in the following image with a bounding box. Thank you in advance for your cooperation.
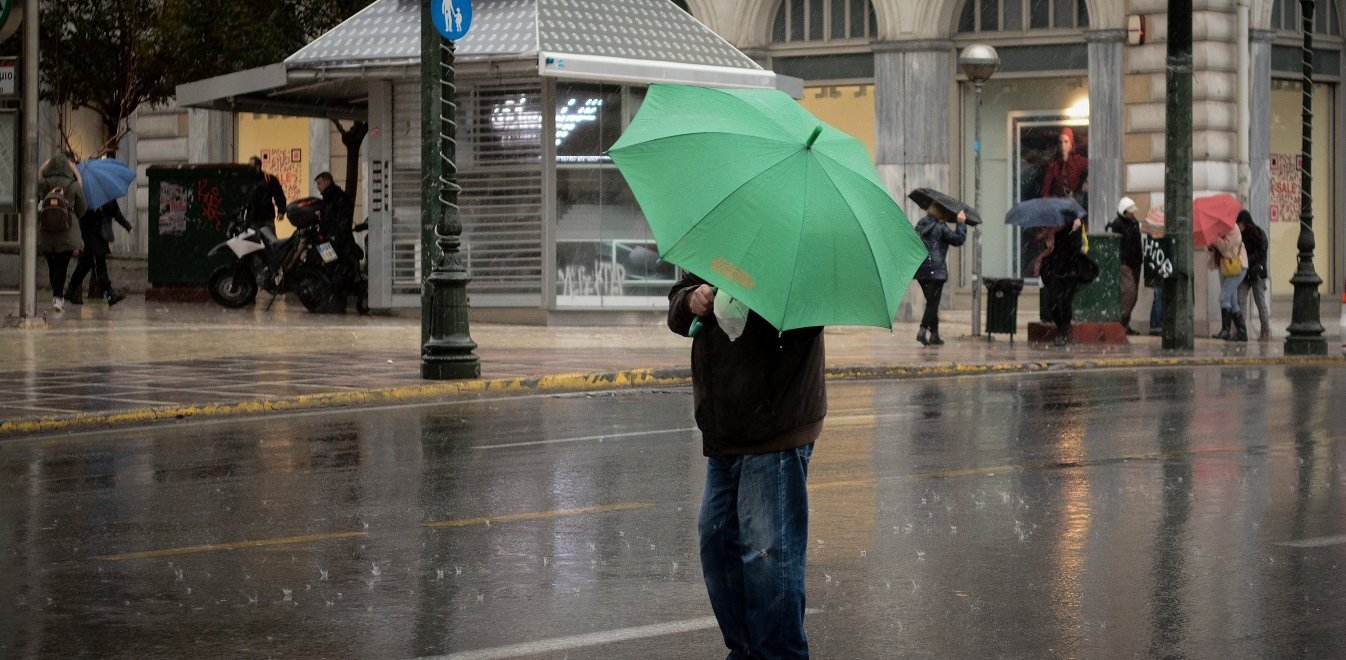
[431,0,472,41]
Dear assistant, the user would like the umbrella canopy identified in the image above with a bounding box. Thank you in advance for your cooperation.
[1005,197,1086,229]
[77,158,136,210]
[1141,207,1166,238]
[1192,193,1241,247]
[907,187,982,226]
[608,84,927,331]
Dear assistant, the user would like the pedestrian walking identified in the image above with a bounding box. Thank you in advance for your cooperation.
[668,275,825,660]
[1236,210,1271,341]
[1039,218,1094,346]
[1106,197,1142,335]
[36,153,88,313]
[913,204,967,346]
[1140,208,1167,335]
[65,200,132,307]
[1208,225,1249,341]
[245,155,287,231]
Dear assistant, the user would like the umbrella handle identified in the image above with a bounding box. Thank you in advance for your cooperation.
[689,317,703,337]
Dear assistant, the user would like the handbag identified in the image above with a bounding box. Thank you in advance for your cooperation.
[1075,253,1100,284]
[1219,255,1242,277]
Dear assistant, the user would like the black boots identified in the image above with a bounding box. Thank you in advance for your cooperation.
[1231,311,1248,342]
[106,291,126,307]
[1212,310,1232,340]
[916,326,943,346]
[64,285,84,305]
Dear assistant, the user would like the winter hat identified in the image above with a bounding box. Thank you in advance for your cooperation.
[1117,196,1138,216]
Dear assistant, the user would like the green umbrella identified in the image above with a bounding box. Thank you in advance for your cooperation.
[608,84,927,331]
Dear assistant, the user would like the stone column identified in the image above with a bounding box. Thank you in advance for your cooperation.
[873,41,954,321]
[1086,29,1126,232]
[187,108,233,164]
[1248,29,1274,254]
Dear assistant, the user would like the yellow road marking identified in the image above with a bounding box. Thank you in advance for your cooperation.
[95,530,369,561]
[424,502,654,528]
[94,502,654,561]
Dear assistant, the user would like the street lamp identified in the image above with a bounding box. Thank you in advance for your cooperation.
[959,44,999,337]
[420,0,480,379]
[1285,0,1327,355]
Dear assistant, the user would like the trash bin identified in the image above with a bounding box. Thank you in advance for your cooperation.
[984,278,1025,342]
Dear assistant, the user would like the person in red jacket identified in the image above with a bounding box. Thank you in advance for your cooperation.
[668,274,825,659]
[1040,127,1088,206]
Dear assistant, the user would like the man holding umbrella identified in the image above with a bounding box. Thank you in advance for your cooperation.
[614,84,929,659]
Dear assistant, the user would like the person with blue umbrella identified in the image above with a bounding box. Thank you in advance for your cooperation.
[67,156,135,306]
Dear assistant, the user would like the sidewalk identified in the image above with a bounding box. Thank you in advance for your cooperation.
[1,297,1342,435]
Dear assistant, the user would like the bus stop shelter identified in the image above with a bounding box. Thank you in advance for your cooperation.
[177,0,801,320]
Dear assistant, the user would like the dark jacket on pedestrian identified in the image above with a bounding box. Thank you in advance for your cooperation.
[1239,212,1268,280]
[246,171,287,226]
[1040,224,1091,284]
[668,273,826,457]
[36,157,87,254]
[320,182,355,238]
[1105,211,1142,270]
[913,214,966,282]
[79,201,133,257]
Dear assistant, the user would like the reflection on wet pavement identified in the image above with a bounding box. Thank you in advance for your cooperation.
[2,366,1344,658]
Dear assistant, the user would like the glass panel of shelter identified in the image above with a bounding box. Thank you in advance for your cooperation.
[554,83,673,308]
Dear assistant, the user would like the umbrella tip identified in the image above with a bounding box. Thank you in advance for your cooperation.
[805,125,822,149]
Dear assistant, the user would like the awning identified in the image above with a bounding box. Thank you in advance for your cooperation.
[177,0,801,118]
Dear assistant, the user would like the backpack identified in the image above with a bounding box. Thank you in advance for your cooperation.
[38,187,74,233]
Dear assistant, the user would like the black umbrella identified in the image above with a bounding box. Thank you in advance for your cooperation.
[906,187,982,226]
[1005,197,1086,229]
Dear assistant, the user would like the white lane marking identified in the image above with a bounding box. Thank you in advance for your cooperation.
[1275,534,1346,548]
[427,611,821,660]
[473,427,697,450]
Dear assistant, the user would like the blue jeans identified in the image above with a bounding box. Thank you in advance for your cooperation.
[700,443,813,660]
[1219,269,1247,313]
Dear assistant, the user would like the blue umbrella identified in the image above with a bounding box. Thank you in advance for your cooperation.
[1005,197,1086,228]
[77,158,136,210]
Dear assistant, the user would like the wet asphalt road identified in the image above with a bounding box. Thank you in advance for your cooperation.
[2,365,1346,659]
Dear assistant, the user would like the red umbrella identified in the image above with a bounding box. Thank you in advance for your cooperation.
[1192,193,1241,247]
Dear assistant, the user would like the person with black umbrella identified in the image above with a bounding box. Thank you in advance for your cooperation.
[912,204,967,346]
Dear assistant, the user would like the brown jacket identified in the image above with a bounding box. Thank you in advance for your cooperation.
[668,274,826,456]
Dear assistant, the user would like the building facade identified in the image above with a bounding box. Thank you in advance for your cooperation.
[688,0,1343,326]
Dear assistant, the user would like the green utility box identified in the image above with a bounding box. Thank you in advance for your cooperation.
[983,277,1024,341]
[1074,233,1120,322]
[1039,233,1121,323]
[147,164,255,291]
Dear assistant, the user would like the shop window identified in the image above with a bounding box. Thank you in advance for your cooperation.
[771,0,876,44]
[958,0,1089,33]
[554,84,674,307]
[1271,0,1343,37]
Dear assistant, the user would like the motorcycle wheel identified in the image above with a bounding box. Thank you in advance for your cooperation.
[208,264,258,308]
[292,267,343,314]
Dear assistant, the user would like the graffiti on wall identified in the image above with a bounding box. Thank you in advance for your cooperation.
[158,182,190,235]
[157,178,230,235]
[558,262,628,296]
[1270,153,1302,222]
[259,148,305,204]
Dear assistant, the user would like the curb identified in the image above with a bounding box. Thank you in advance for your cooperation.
[2,356,1342,437]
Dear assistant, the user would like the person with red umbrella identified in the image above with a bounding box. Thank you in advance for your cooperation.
[1207,223,1249,341]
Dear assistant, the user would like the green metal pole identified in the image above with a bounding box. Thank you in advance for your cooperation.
[18,0,38,322]
[1162,0,1195,350]
[420,0,480,379]
[1284,0,1327,355]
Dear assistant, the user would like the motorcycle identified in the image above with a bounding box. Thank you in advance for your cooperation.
[206,199,343,313]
